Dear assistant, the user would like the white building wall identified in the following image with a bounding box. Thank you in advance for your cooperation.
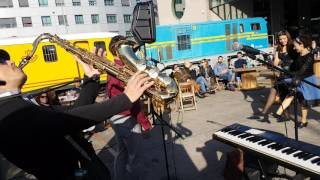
[0,0,137,38]
[156,0,221,25]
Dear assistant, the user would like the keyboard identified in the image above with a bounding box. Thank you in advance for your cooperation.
[213,123,320,177]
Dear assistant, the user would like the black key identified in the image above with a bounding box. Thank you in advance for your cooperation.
[282,147,292,153]
[229,130,243,136]
[251,137,264,143]
[221,128,233,133]
[317,161,320,166]
[258,140,268,145]
[260,140,273,146]
[286,148,298,155]
[311,157,320,164]
[246,136,257,141]
[302,154,315,161]
[297,152,309,159]
[293,152,304,158]
[274,145,284,151]
[238,133,252,139]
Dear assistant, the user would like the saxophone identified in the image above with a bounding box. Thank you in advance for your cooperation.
[18,33,178,104]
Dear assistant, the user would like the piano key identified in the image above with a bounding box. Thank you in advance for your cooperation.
[302,154,315,161]
[311,157,320,164]
[238,133,252,139]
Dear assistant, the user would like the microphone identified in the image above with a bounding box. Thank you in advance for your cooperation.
[232,43,270,56]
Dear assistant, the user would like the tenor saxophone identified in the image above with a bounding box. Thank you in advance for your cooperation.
[18,33,178,103]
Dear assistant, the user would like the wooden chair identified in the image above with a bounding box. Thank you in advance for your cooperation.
[178,82,197,112]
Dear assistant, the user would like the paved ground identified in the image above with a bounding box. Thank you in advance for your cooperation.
[91,87,320,180]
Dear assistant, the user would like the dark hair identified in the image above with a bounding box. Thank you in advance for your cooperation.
[276,30,293,52]
[0,49,10,63]
[109,35,126,56]
[237,52,243,55]
[295,33,312,49]
[218,56,223,59]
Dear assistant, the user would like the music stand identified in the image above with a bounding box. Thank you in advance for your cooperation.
[150,102,184,180]
[247,54,320,141]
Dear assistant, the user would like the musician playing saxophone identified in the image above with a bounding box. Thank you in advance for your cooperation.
[0,49,154,180]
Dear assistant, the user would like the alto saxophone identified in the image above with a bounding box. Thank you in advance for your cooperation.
[18,33,178,104]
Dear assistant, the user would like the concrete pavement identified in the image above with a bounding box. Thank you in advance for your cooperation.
[91,88,320,180]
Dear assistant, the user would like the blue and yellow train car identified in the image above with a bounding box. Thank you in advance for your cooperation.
[146,17,269,64]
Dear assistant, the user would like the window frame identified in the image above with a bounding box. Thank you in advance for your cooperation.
[177,34,191,51]
[106,14,117,23]
[75,15,84,24]
[91,14,99,24]
[41,16,52,26]
[22,17,32,27]
[42,45,58,62]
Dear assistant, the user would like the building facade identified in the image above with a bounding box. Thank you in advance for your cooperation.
[0,0,140,38]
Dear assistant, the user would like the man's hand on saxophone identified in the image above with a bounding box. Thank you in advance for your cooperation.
[73,47,104,78]
[124,71,154,103]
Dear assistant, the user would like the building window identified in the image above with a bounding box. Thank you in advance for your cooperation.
[55,0,64,6]
[104,0,113,6]
[106,14,117,23]
[0,18,17,28]
[88,0,96,6]
[91,14,99,24]
[18,0,29,7]
[121,0,130,6]
[0,0,13,8]
[94,41,106,52]
[22,17,32,27]
[123,15,131,23]
[251,23,261,31]
[126,31,132,37]
[58,15,68,25]
[177,35,191,50]
[75,15,84,24]
[72,0,81,6]
[42,45,58,62]
[38,0,48,7]
[41,16,52,26]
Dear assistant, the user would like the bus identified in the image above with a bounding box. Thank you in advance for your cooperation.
[0,32,117,92]
[146,17,269,65]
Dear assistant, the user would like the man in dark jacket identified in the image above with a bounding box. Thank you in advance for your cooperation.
[0,53,153,180]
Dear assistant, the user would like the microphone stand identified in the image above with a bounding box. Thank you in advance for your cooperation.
[150,102,184,180]
[247,54,320,141]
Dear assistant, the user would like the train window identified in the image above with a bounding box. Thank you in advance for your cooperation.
[166,46,172,60]
[42,45,58,62]
[240,24,244,33]
[94,41,106,52]
[177,35,191,50]
[251,23,261,31]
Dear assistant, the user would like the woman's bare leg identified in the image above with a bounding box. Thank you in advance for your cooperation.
[276,96,294,115]
[262,88,277,114]
[301,107,308,124]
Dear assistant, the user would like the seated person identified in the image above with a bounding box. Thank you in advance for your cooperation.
[173,61,204,97]
[213,56,233,85]
[234,52,248,84]
[198,59,215,92]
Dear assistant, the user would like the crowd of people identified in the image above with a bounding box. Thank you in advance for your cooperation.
[0,30,320,180]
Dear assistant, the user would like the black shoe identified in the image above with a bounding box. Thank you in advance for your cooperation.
[248,112,270,123]
[273,113,290,123]
[195,92,205,98]
[298,122,308,128]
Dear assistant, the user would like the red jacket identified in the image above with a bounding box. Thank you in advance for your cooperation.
[106,58,151,131]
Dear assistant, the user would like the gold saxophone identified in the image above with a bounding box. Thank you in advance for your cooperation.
[18,33,178,104]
